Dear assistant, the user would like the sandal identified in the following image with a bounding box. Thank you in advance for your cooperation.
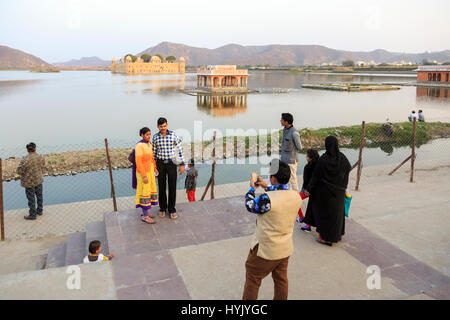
[141,212,155,218]
[316,238,332,247]
[170,212,178,219]
[158,211,166,218]
[141,216,156,224]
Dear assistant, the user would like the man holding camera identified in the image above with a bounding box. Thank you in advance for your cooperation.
[242,159,302,300]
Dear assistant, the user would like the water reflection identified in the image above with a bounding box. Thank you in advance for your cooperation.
[197,94,248,117]
[416,87,449,101]
[379,143,394,155]
[0,79,41,100]
[121,74,186,95]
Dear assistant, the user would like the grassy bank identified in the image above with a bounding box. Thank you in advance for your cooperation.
[2,122,449,181]
[218,121,450,152]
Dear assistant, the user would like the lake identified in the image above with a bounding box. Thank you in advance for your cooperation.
[1,70,449,210]
[1,70,449,151]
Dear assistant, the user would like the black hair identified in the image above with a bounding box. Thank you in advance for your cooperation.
[157,117,167,126]
[88,240,101,254]
[418,109,423,112]
[189,158,195,166]
[139,127,150,136]
[26,142,36,152]
[271,160,291,185]
[281,113,294,125]
[306,149,319,163]
[412,111,416,113]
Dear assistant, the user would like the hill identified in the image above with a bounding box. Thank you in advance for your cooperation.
[137,42,450,66]
[0,45,50,69]
[52,56,110,67]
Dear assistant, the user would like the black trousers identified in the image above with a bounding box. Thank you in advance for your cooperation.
[25,183,43,217]
[156,160,178,214]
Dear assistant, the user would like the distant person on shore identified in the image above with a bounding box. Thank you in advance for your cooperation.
[16,142,45,220]
[280,113,302,192]
[130,127,158,224]
[297,149,320,233]
[242,159,302,300]
[83,240,114,263]
[418,110,425,122]
[185,159,198,202]
[152,117,185,219]
[303,136,351,246]
[408,110,418,122]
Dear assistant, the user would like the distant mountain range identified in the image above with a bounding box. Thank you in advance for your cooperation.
[0,45,50,69]
[138,42,450,66]
[52,56,110,67]
[1,43,450,69]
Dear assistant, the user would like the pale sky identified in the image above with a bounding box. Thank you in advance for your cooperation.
[1,0,449,62]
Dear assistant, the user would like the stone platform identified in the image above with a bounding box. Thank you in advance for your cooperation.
[2,159,450,299]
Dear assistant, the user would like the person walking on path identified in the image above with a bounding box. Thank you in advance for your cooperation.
[242,159,302,300]
[303,136,351,246]
[280,113,302,192]
[131,127,159,224]
[16,142,46,220]
[185,159,198,202]
[152,117,185,219]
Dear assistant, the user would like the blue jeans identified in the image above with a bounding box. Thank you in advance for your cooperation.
[25,184,43,217]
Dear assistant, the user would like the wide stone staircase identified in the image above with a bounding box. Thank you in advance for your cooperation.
[45,220,110,268]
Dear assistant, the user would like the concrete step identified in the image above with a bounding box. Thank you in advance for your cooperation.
[85,220,109,256]
[65,232,86,266]
[45,243,67,269]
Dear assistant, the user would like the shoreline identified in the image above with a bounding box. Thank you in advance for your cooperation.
[2,121,449,182]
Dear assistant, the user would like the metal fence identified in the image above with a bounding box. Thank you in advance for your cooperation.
[1,118,448,240]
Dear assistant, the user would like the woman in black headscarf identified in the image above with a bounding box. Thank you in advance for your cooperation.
[303,136,351,246]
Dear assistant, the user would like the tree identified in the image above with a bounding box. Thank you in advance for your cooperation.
[155,54,164,61]
[141,54,151,62]
[165,55,176,62]
[124,54,137,62]
[342,60,355,67]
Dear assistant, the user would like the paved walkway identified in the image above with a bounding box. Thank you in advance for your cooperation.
[1,159,449,299]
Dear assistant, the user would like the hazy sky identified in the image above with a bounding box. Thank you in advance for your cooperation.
[1,0,449,62]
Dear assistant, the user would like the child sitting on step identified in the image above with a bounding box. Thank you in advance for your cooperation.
[83,240,114,263]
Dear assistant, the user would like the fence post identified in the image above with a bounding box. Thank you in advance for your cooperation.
[410,117,416,183]
[201,131,217,201]
[355,121,366,191]
[104,139,118,212]
[210,131,216,200]
[388,118,416,179]
[0,158,4,241]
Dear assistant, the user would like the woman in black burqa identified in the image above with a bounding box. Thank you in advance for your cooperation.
[303,136,351,246]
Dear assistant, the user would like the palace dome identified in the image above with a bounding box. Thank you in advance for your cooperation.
[151,56,161,63]
[179,57,185,62]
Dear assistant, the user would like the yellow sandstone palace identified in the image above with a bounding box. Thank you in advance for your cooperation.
[111,55,185,75]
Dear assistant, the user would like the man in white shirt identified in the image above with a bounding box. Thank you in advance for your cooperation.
[408,110,418,122]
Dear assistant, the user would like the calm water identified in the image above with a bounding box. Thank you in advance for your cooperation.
[1,70,449,151]
[1,70,449,210]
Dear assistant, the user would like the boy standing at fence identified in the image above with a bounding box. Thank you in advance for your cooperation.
[185,159,198,202]
[16,143,46,220]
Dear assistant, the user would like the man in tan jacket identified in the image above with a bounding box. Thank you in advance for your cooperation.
[243,159,302,300]
[16,143,45,220]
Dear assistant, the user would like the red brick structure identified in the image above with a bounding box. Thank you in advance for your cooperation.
[417,65,450,83]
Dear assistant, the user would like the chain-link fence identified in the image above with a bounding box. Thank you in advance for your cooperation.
[1,119,449,240]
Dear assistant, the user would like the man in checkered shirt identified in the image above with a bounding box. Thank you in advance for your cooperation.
[16,142,46,220]
[152,117,185,219]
